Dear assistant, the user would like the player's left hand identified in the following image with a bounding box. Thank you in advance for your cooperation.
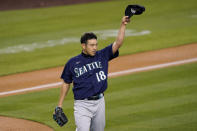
[122,16,130,25]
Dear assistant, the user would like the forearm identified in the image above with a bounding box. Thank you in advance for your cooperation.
[58,82,70,107]
[112,16,130,54]
[115,23,126,48]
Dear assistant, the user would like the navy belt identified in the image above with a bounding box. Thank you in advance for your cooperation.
[84,93,104,100]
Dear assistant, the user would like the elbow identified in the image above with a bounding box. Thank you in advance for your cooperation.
[115,40,123,48]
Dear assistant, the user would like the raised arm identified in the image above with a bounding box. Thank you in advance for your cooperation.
[112,16,130,54]
[57,81,71,107]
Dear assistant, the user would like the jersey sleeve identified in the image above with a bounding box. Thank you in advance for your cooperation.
[100,43,119,61]
[61,60,73,84]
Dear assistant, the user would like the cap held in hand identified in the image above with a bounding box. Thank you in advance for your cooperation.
[125,5,145,18]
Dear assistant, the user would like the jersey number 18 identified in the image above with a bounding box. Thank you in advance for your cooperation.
[96,71,106,82]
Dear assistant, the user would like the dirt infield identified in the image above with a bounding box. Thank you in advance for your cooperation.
[0,116,53,131]
[0,43,197,130]
[1,43,197,96]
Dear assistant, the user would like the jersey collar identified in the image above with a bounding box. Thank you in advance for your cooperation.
[81,51,95,58]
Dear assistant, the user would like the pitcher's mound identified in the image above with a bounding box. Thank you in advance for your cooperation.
[0,116,53,131]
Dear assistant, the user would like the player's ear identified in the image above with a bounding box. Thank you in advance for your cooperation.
[81,43,86,50]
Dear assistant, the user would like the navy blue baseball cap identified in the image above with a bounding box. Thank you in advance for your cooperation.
[125,5,145,18]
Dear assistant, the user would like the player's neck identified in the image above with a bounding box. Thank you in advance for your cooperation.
[82,50,93,57]
[82,50,88,55]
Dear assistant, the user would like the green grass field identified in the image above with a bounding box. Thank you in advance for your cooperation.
[0,0,197,76]
[0,62,196,131]
[0,0,197,130]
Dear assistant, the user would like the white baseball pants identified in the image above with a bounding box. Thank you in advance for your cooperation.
[74,97,105,131]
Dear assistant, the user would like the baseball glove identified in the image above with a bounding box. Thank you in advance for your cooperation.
[125,5,145,18]
[53,107,68,127]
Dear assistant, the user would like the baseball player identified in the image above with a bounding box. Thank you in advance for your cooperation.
[53,5,145,130]
[55,15,130,131]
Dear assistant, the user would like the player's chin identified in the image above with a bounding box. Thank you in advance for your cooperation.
[91,51,96,56]
[91,53,96,56]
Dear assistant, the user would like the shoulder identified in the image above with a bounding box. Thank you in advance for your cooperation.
[97,43,113,54]
[97,43,119,61]
[66,54,82,65]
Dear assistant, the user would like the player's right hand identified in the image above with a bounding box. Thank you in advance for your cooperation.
[53,107,68,127]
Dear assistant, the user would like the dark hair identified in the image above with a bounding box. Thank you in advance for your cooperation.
[80,32,97,44]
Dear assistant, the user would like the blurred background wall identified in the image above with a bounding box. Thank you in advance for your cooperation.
[0,0,109,11]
